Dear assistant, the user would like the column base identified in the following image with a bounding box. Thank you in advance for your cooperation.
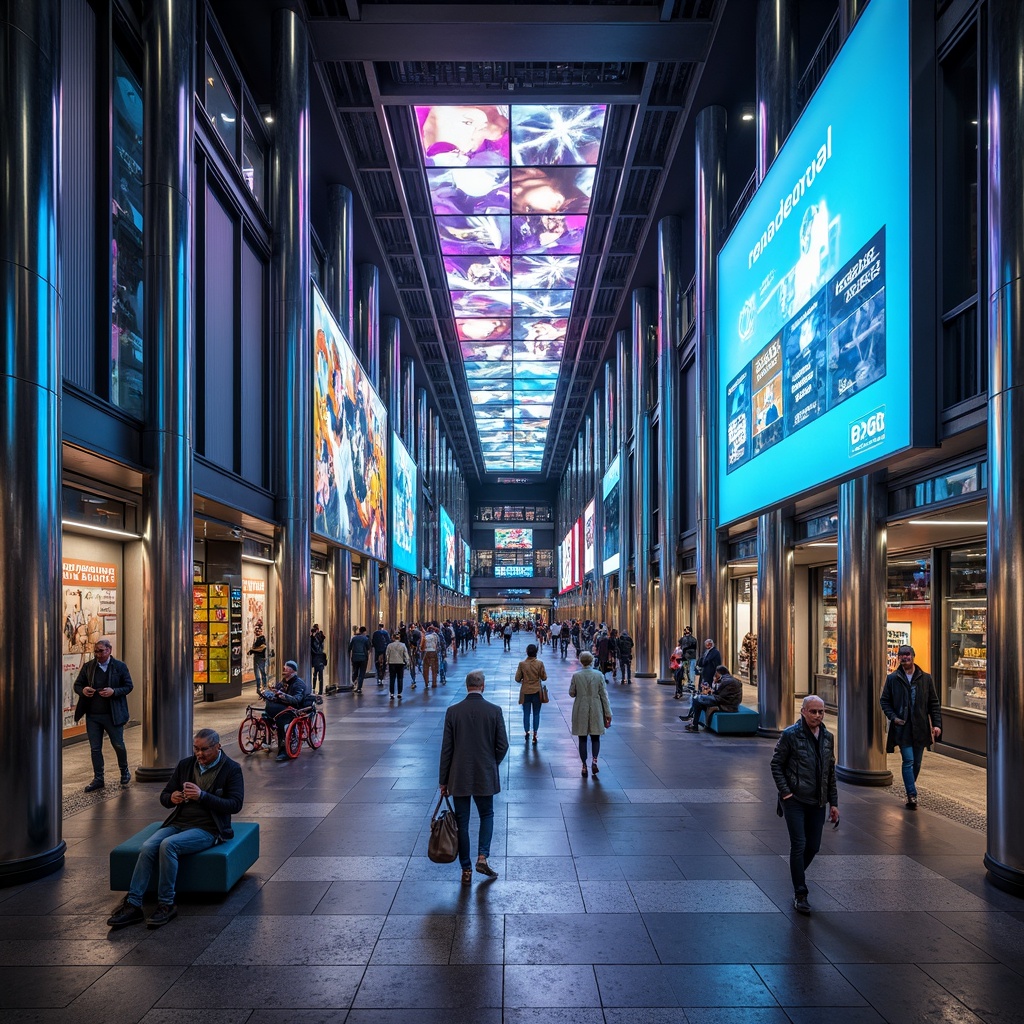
[134,766,175,783]
[0,841,66,888]
[656,677,675,686]
[835,765,893,786]
[757,727,784,738]
[635,673,658,678]
[984,854,1024,899]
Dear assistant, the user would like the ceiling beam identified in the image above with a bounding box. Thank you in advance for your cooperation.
[309,8,712,63]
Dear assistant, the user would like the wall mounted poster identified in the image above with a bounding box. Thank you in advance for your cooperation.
[313,285,388,559]
[887,622,912,674]
[62,560,118,734]
[439,505,456,590]
[583,498,596,575]
[241,576,266,684]
[602,454,621,576]
[391,432,418,576]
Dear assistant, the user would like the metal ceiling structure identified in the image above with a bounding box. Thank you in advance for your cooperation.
[305,0,723,483]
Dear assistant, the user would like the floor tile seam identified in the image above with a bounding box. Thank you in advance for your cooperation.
[830,960,989,1019]
[71,959,189,1012]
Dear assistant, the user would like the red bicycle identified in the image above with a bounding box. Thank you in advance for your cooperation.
[238,696,325,759]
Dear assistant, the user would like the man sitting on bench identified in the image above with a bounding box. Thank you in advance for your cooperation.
[107,728,244,930]
[682,665,743,732]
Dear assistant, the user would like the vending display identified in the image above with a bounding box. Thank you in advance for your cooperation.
[193,584,230,685]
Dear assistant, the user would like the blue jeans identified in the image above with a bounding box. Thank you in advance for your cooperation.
[452,794,494,870]
[128,826,217,906]
[253,659,268,689]
[782,797,826,894]
[522,692,541,732]
[85,713,128,778]
[898,744,925,797]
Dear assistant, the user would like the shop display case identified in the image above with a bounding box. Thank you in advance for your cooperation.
[193,584,231,686]
[816,603,838,707]
[947,598,986,715]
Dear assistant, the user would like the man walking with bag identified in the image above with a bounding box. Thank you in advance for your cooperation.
[438,670,509,886]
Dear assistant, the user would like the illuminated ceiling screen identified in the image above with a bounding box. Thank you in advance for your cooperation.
[417,104,607,474]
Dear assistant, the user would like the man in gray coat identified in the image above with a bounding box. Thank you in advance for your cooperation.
[439,670,509,885]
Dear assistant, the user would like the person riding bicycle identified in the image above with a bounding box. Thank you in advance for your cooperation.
[262,660,311,762]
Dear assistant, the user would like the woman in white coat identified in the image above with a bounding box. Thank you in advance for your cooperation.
[569,651,612,777]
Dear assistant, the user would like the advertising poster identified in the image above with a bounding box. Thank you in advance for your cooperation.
[583,498,596,575]
[717,0,910,524]
[391,432,418,576]
[560,530,574,594]
[312,285,388,559]
[439,505,456,590]
[886,622,912,674]
[602,454,621,575]
[62,560,118,733]
[241,577,266,684]
[495,527,533,549]
[462,539,472,596]
[573,517,584,587]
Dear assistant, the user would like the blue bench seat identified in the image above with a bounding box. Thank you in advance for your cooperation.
[707,705,760,735]
[110,821,260,893]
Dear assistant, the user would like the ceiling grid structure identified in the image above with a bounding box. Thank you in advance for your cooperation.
[306,0,723,483]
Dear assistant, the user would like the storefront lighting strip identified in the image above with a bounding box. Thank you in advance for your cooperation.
[808,542,838,547]
[906,519,986,527]
[61,519,141,540]
[241,554,275,565]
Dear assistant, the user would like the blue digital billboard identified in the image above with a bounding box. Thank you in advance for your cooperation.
[601,454,621,576]
[439,506,456,590]
[717,0,910,524]
[461,539,471,597]
[390,433,418,576]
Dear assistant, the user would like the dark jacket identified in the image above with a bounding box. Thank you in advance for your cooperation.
[438,692,509,796]
[348,633,373,662]
[770,718,839,808]
[616,634,634,659]
[160,753,244,841]
[310,631,327,668]
[880,666,941,753]
[274,673,311,708]
[680,633,698,660]
[371,629,391,654]
[248,634,267,662]
[697,645,722,684]
[72,656,133,726]
[710,673,743,711]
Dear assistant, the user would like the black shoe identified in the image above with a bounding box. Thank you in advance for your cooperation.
[684,724,700,732]
[906,795,918,809]
[793,893,811,914]
[475,858,498,879]
[84,778,105,793]
[147,903,177,928]
[120,769,131,785]
[275,752,289,762]
[107,898,145,929]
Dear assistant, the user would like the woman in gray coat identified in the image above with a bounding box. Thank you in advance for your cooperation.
[569,651,612,776]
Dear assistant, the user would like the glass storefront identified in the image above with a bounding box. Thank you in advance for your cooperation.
[943,544,987,716]
[814,566,838,707]
[732,575,758,685]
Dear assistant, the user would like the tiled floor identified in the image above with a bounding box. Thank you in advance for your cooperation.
[4,634,1023,1023]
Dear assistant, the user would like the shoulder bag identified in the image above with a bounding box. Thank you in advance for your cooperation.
[539,682,550,704]
[428,793,460,863]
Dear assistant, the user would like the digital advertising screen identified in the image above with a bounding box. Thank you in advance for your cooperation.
[583,499,596,575]
[390,432,418,577]
[439,506,456,591]
[573,517,584,588]
[462,539,472,596]
[494,528,533,550]
[312,286,388,559]
[717,0,910,525]
[559,530,574,594]
[602,454,621,576]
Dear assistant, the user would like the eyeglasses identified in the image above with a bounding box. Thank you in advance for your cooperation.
[193,744,217,753]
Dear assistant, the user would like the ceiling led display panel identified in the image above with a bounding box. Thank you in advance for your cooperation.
[416,103,607,471]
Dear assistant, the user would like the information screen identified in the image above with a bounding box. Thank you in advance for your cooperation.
[439,506,456,590]
[602,454,621,576]
[390,433,418,576]
[717,0,910,524]
[494,528,533,550]
[583,499,596,575]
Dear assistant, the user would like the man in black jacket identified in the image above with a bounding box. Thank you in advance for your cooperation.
[348,625,373,693]
[682,665,743,731]
[264,660,311,761]
[770,696,840,914]
[880,645,942,810]
[73,638,134,792]
[371,623,391,682]
[107,728,244,930]
[695,638,722,687]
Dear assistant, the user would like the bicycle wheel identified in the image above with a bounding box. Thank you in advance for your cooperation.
[238,716,260,754]
[284,718,303,759]
[307,711,326,749]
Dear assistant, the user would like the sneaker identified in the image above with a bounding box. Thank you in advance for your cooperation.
[84,778,105,793]
[275,752,289,762]
[147,902,178,928]
[120,769,131,785]
[475,858,498,879]
[793,893,811,914]
[107,897,145,929]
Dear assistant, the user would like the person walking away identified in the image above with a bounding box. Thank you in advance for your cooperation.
[248,624,268,691]
[371,623,391,684]
[73,638,134,791]
[106,728,243,930]
[570,651,612,777]
[770,695,839,914]
[617,629,634,683]
[310,624,327,695]
[596,629,616,682]
[422,625,441,687]
[438,670,510,885]
[386,632,410,701]
[348,625,372,694]
[407,623,423,685]
[516,643,547,745]
[880,644,942,810]
[502,621,513,651]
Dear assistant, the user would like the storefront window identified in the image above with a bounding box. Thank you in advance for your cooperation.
[205,48,238,159]
[111,49,144,419]
[815,567,838,708]
[732,575,758,685]
[242,123,265,207]
[886,554,931,673]
[944,545,987,715]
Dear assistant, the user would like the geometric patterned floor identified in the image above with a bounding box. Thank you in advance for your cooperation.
[4,633,1023,1022]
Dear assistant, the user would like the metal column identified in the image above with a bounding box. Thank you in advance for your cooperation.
[986,0,1024,896]
[755,0,798,733]
[328,547,353,692]
[356,263,380,388]
[658,216,683,679]
[835,473,891,785]
[632,288,656,676]
[0,0,65,883]
[616,330,633,634]
[382,316,401,628]
[271,7,311,678]
[138,0,196,782]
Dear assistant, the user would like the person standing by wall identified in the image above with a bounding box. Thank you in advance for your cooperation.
[880,644,942,810]
[73,638,134,792]
[310,624,327,695]
[248,624,268,691]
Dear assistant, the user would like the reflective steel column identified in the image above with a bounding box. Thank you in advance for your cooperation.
[328,547,353,691]
[695,106,729,645]
[835,472,891,785]
[985,0,1024,895]
[616,330,632,633]
[0,0,65,883]
[633,288,656,676]
[271,7,311,677]
[355,263,380,388]
[839,0,868,38]
[401,358,416,450]
[382,316,401,629]
[139,0,196,781]
[755,0,797,734]
[326,184,354,341]
[658,216,683,679]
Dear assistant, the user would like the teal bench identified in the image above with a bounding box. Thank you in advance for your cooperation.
[110,821,260,893]
[707,705,760,735]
